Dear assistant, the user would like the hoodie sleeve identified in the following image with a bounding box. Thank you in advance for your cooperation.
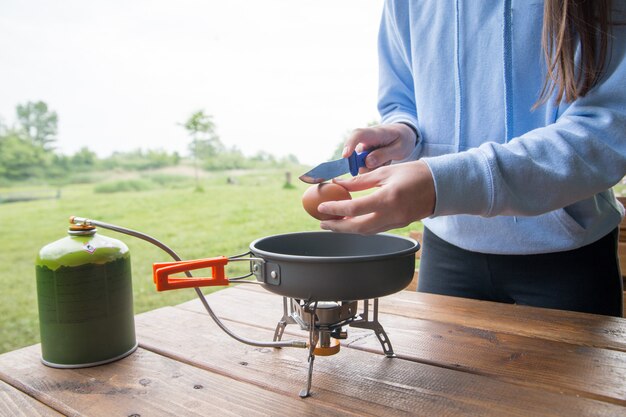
[377,0,422,161]
[424,24,626,218]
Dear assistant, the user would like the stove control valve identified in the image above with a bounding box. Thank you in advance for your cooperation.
[331,329,348,340]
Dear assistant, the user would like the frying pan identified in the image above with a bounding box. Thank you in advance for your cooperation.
[154,231,420,301]
[249,232,419,300]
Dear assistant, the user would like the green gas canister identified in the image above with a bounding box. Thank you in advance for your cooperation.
[35,220,137,368]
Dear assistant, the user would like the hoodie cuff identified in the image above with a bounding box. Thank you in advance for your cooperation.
[422,148,495,217]
[380,114,423,162]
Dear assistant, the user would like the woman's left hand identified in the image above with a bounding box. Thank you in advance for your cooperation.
[318,160,436,234]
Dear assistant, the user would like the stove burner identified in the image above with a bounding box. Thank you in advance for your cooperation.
[273,297,395,397]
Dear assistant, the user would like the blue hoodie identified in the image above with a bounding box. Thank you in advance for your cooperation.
[379,0,626,254]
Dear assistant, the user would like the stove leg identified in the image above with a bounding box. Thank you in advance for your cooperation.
[373,326,395,358]
[370,298,395,357]
[273,320,287,342]
[299,353,315,398]
[299,302,319,398]
[350,299,396,358]
[273,297,296,343]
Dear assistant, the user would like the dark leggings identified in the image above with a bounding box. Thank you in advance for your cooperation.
[417,227,623,317]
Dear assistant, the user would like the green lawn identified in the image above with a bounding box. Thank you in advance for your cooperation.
[0,169,420,354]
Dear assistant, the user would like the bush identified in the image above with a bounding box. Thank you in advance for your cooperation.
[203,150,250,171]
[0,135,51,180]
[101,149,180,171]
[94,179,156,194]
[141,173,194,188]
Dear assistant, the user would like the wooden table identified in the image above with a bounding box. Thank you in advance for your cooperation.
[1,284,626,416]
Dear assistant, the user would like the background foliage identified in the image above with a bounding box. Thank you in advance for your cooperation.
[0,102,299,185]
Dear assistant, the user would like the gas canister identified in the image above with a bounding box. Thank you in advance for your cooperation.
[35,220,137,368]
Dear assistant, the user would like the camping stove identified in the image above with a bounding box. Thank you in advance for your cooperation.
[69,217,418,399]
[273,297,394,398]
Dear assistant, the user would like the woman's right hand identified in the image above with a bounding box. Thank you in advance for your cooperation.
[343,123,417,172]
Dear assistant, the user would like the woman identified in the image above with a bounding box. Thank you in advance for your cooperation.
[318,1,626,316]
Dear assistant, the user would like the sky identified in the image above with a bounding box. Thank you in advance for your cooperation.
[0,0,384,165]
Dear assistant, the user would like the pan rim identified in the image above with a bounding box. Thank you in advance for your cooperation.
[249,231,420,263]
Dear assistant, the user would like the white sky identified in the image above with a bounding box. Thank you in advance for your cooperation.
[0,0,384,165]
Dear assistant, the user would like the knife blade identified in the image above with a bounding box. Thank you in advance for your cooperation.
[299,150,369,184]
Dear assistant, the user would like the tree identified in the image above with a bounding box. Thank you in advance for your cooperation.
[0,130,49,180]
[281,153,300,165]
[70,147,98,170]
[181,110,223,190]
[182,111,223,158]
[16,101,58,150]
[251,150,276,163]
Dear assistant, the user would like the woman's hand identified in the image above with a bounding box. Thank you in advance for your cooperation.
[318,160,435,234]
[343,123,417,171]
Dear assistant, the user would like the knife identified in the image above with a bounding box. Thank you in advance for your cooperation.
[299,150,370,184]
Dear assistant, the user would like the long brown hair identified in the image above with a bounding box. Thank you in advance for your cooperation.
[537,0,613,106]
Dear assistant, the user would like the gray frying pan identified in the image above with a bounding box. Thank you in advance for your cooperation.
[249,232,419,301]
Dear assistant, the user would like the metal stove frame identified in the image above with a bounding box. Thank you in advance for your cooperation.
[273,296,395,397]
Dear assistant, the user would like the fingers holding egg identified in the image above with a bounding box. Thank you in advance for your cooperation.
[302,183,351,220]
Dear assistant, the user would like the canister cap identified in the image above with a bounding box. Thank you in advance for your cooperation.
[68,216,96,235]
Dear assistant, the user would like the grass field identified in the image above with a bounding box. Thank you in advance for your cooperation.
[0,168,420,354]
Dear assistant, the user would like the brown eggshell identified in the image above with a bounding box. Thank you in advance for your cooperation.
[302,182,352,220]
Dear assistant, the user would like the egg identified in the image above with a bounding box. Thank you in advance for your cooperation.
[302,182,352,220]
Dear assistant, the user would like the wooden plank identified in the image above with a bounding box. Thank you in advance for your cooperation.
[176,286,626,404]
[0,379,62,417]
[197,284,626,351]
[134,305,625,417]
[617,196,626,279]
[618,242,626,278]
[349,315,626,405]
[177,284,331,337]
[0,345,348,417]
[376,289,626,351]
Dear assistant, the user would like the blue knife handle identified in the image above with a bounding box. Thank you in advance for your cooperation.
[348,150,369,177]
